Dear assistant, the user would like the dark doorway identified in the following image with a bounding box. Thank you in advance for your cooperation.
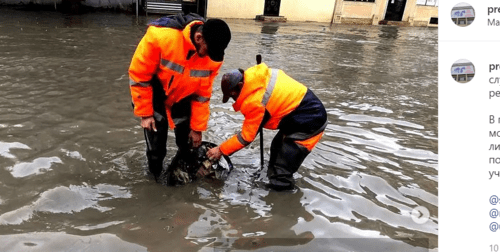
[264,0,281,16]
[182,0,206,19]
[384,0,407,21]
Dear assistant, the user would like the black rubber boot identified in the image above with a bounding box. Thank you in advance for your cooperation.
[165,96,193,185]
[267,131,310,191]
[143,75,168,182]
[144,119,168,181]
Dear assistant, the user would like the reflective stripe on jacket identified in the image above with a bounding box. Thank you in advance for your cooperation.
[128,20,222,131]
[219,63,308,156]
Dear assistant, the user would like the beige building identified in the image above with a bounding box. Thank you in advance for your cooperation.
[207,0,438,26]
[331,0,438,26]
[208,0,336,23]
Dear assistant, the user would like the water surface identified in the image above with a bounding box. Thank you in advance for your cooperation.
[0,7,437,251]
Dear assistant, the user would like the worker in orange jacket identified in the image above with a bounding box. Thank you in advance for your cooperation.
[129,13,231,181]
[207,63,328,190]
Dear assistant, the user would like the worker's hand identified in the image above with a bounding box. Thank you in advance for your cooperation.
[141,116,156,132]
[189,130,202,148]
[207,146,222,161]
[196,165,211,178]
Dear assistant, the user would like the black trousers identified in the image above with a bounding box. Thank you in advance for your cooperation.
[267,89,328,189]
[267,132,311,189]
[143,81,191,178]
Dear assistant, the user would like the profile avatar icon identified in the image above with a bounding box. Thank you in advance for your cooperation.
[451,3,475,27]
[451,59,475,83]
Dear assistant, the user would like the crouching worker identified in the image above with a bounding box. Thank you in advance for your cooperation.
[128,13,231,181]
[206,63,328,191]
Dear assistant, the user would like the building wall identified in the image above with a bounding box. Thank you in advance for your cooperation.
[339,1,379,24]
[207,0,265,20]
[401,0,437,24]
[0,0,437,26]
[208,0,335,23]
[334,0,437,26]
[279,0,335,22]
[342,1,374,18]
[401,0,438,26]
[412,5,438,26]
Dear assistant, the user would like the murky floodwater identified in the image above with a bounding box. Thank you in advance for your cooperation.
[0,7,437,252]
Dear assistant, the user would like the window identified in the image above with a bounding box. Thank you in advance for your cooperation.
[458,75,466,82]
[467,18,474,25]
[344,0,375,2]
[417,0,438,6]
[430,17,438,24]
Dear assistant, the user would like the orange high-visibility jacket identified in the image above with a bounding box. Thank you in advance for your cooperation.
[129,20,222,131]
[219,63,308,156]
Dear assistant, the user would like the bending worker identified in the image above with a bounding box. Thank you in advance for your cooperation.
[128,13,231,181]
[207,63,328,191]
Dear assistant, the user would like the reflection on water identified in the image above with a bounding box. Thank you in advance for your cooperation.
[0,7,437,251]
[0,184,131,225]
[0,232,146,251]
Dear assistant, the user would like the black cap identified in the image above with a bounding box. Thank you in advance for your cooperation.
[202,19,231,62]
[221,69,243,103]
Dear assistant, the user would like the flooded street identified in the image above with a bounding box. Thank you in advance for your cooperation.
[0,7,437,252]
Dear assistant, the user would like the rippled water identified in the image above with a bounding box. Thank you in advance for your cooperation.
[0,7,437,251]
